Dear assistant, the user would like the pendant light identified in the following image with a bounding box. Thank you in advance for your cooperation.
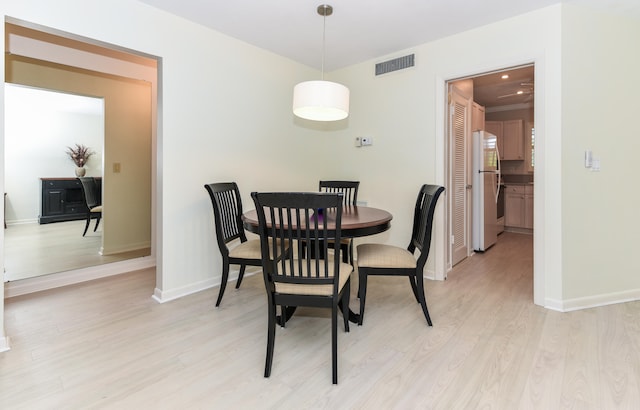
[293,4,349,122]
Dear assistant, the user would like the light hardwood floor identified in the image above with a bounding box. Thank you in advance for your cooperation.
[4,220,150,281]
[2,232,640,408]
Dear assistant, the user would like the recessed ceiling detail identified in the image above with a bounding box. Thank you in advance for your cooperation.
[472,65,535,108]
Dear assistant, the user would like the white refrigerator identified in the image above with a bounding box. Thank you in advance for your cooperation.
[472,130,501,251]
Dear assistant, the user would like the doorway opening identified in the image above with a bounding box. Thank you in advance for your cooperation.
[4,85,109,280]
[3,19,158,296]
[446,64,535,281]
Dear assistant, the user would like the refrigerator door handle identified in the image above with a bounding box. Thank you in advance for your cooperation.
[495,146,501,204]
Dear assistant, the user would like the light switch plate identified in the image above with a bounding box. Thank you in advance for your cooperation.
[584,150,592,168]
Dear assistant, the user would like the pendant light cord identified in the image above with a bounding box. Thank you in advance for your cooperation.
[321,9,326,80]
[317,4,332,81]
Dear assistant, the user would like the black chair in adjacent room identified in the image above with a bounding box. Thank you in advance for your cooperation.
[78,177,102,237]
[204,182,264,307]
[319,180,360,264]
[251,191,352,384]
[356,184,444,326]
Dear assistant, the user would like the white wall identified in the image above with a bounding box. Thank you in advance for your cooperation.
[329,5,563,306]
[2,1,638,351]
[560,4,640,307]
[0,0,323,349]
[0,0,326,309]
[327,3,640,311]
[4,85,103,223]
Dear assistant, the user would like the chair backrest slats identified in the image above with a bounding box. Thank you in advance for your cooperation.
[252,192,343,289]
[218,189,240,241]
[319,180,359,206]
[205,183,248,254]
[409,184,445,265]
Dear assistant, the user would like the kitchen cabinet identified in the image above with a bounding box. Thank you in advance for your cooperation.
[502,119,524,160]
[504,184,533,230]
[485,120,503,159]
[39,178,90,224]
[472,102,485,132]
[485,119,525,160]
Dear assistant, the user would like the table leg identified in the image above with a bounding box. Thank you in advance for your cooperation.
[338,300,360,324]
[277,304,359,324]
[276,306,297,326]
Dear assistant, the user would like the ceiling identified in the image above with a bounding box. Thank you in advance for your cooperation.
[138,0,640,72]
[471,65,535,108]
[129,1,639,109]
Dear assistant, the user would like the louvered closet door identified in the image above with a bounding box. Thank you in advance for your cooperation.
[449,86,471,266]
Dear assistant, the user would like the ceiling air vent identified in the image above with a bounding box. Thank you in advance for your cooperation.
[375,54,415,76]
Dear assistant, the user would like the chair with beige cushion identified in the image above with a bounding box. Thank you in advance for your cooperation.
[319,180,359,263]
[356,184,444,326]
[251,191,352,384]
[205,182,263,307]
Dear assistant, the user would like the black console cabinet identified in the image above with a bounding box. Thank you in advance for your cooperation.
[39,178,89,224]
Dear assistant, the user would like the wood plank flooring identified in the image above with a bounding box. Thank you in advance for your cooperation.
[4,220,150,281]
[2,232,640,408]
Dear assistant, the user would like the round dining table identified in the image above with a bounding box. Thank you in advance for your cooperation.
[242,205,393,323]
[242,205,392,238]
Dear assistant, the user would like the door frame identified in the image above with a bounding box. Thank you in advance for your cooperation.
[436,60,545,307]
[2,18,159,297]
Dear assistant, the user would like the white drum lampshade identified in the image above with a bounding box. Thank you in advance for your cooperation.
[292,5,350,122]
[293,80,350,121]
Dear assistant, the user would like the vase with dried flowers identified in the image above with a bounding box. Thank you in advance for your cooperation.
[66,144,95,177]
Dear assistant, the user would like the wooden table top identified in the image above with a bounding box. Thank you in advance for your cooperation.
[242,206,392,238]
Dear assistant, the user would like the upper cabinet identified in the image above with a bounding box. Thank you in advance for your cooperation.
[486,119,524,160]
[502,119,524,160]
[472,102,485,132]
[485,120,503,159]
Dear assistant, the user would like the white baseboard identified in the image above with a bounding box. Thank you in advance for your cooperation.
[424,269,436,281]
[152,277,217,304]
[4,256,156,298]
[0,336,10,353]
[152,268,261,304]
[546,288,640,312]
[6,218,38,226]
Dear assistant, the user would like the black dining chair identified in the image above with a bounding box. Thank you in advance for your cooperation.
[356,184,444,326]
[77,177,102,237]
[319,180,360,264]
[204,182,264,307]
[319,181,359,206]
[251,191,352,384]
